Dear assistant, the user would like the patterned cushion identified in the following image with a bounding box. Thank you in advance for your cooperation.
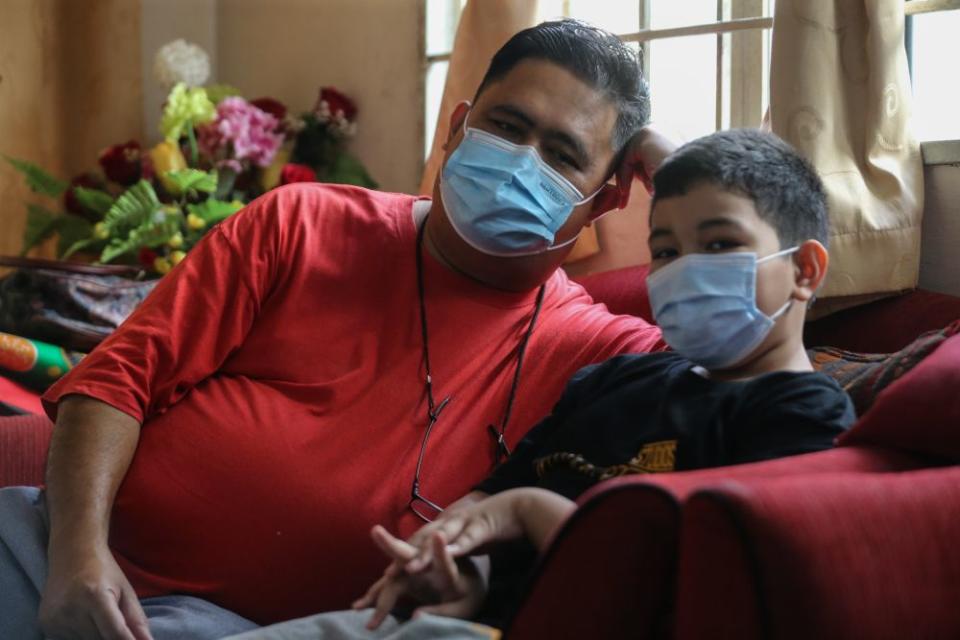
[810,319,960,416]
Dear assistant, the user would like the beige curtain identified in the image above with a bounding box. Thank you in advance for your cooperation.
[768,0,924,311]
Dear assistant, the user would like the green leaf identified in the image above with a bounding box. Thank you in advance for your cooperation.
[56,215,94,258]
[102,180,161,236]
[72,187,114,217]
[324,152,378,189]
[163,169,217,196]
[187,198,243,225]
[61,237,105,260]
[3,155,68,198]
[21,204,60,255]
[100,213,181,263]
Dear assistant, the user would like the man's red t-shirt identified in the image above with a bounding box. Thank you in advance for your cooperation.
[43,184,664,624]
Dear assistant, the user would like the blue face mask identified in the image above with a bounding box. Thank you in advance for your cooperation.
[440,116,599,257]
[647,247,798,369]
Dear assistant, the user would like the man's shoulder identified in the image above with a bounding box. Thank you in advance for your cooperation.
[219,183,418,240]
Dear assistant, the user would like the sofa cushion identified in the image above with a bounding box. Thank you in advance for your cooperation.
[572,263,653,323]
[809,318,960,415]
[0,413,54,488]
[839,330,960,461]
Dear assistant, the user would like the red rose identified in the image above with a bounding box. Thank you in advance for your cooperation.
[138,247,159,269]
[280,163,317,185]
[316,87,357,121]
[63,173,106,220]
[250,97,287,123]
[98,140,142,186]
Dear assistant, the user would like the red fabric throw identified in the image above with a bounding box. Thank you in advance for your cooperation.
[573,263,653,323]
[676,468,960,639]
[0,375,43,415]
[838,331,960,461]
[0,414,53,488]
[41,183,664,624]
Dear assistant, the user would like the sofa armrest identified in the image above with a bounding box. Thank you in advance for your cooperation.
[675,466,960,639]
[504,482,679,639]
[0,414,54,488]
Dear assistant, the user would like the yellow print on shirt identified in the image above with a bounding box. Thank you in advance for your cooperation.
[535,439,677,481]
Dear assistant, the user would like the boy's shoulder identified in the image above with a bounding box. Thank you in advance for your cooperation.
[569,351,692,388]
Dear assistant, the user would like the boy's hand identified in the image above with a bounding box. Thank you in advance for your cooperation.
[354,528,487,630]
[615,126,678,206]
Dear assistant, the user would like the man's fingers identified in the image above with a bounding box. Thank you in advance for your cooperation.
[89,589,137,640]
[431,533,461,589]
[371,525,417,563]
[118,585,153,640]
[406,516,467,572]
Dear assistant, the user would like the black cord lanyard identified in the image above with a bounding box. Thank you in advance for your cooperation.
[415,216,545,465]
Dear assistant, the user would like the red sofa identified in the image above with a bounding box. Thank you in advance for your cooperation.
[2,264,959,639]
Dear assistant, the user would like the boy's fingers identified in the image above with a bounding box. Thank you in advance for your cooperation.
[353,575,387,610]
[432,533,461,588]
[367,578,404,631]
[407,516,467,572]
[446,520,486,557]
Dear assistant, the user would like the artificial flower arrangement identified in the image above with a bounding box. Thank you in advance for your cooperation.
[4,39,375,275]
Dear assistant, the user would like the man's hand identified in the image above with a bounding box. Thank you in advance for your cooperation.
[353,528,487,630]
[39,544,152,640]
[615,126,679,207]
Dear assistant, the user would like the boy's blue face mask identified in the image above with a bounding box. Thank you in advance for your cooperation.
[439,114,600,257]
[647,247,798,369]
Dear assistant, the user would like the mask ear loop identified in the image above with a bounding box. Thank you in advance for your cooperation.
[757,245,800,322]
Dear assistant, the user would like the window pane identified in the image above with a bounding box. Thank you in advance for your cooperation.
[649,34,717,141]
[535,0,566,22]
[910,10,960,141]
[649,0,717,29]
[425,61,449,158]
[426,0,465,56]
[566,0,640,34]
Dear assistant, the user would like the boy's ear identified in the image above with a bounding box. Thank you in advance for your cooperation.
[793,240,829,302]
[443,101,472,151]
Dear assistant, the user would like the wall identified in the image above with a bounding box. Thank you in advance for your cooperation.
[0,0,142,258]
[216,0,422,194]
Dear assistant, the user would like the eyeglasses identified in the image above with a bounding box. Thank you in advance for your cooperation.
[409,393,451,523]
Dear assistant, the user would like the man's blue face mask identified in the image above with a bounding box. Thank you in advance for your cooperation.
[647,247,798,369]
[440,112,601,257]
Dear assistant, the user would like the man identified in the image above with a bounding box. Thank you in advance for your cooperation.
[0,19,668,640]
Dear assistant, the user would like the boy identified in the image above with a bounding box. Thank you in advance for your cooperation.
[353,128,855,631]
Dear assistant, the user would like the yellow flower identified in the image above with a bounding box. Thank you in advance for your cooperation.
[160,83,215,142]
[259,147,290,191]
[187,213,206,230]
[93,222,109,240]
[153,257,172,274]
[169,250,187,266]
[149,141,187,193]
[167,232,184,249]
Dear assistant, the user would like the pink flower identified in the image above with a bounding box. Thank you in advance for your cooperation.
[280,163,317,185]
[197,97,284,169]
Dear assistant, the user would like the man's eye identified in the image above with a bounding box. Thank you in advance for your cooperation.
[550,150,580,170]
[492,120,523,136]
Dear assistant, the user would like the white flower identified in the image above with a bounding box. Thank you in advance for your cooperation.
[154,39,210,88]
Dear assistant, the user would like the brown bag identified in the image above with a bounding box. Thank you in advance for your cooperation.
[0,256,157,353]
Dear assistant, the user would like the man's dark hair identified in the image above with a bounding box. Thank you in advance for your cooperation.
[476,19,650,154]
[652,129,830,248]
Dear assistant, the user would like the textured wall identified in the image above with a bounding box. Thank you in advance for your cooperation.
[0,0,142,258]
[216,0,422,194]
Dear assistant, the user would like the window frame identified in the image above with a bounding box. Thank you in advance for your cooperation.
[420,0,960,168]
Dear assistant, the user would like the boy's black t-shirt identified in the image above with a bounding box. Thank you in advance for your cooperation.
[473,351,855,628]
[477,351,856,500]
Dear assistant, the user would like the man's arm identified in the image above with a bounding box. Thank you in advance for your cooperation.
[39,394,153,640]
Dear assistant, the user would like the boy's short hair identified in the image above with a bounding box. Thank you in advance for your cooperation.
[651,129,829,248]
[476,19,650,155]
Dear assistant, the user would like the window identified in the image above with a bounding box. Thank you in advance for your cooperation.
[423,0,960,157]
[906,3,960,142]
[422,0,774,155]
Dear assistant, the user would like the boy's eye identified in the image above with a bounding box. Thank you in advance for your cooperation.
[704,239,741,252]
[651,247,678,260]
